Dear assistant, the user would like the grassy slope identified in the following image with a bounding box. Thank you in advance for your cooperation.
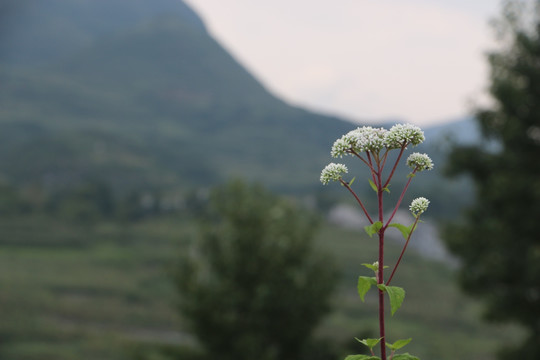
[0,215,521,360]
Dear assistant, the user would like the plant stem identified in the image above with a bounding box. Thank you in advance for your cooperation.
[350,149,374,171]
[384,168,417,229]
[380,149,390,171]
[377,181,387,360]
[367,152,379,188]
[386,216,419,286]
[339,179,374,224]
[382,144,407,189]
[378,232,386,360]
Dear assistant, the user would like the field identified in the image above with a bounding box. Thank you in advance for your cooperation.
[0,213,522,360]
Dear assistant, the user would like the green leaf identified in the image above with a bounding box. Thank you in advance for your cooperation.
[355,337,382,350]
[407,173,416,178]
[392,353,419,360]
[357,276,377,302]
[386,338,412,351]
[364,221,383,237]
[362,263,388,273]
[344,355,381,360]
[368,178,378,192]
[383,186,391,193]
[388,223,411,240]
[377,284,405,315]
[361,263,377,272]
[349,177,356,186]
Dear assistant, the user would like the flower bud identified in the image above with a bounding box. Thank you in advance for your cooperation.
[406,152,434,171]
[409,197,430,216]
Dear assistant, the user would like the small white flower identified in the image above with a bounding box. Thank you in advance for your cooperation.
[410,197,430,216]
[385,123,425,149]
[320,163,348,185]
[348,126,388,153]
[331,137,352,158]
[406,152,434,171]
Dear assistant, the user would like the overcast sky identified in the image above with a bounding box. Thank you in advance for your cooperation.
[183,0,502,126]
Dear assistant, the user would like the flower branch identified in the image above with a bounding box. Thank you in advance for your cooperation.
[339,178,374,225]
[321,123,431,360]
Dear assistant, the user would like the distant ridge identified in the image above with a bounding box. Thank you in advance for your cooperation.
[423,117,480,145]
[0,0,354,192]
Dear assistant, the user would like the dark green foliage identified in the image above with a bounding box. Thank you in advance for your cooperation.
[175,181,338,360]
[443,1,540,358]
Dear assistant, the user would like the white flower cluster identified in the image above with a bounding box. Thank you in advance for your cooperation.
[320,163,348,185]
[331,124,425,158]
[406,152,434,171]
[330,138,351,158]
[331,126,386,157]
[385,123,425,149]
[409,197,430,216]
[351,126,388,153]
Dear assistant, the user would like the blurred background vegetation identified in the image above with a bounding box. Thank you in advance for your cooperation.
[0,0,537,359]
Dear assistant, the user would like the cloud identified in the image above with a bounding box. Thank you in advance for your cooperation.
[184,0,499,125]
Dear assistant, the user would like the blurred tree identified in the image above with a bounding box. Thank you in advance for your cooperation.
[175,180,337,360]
[443,1,540,358]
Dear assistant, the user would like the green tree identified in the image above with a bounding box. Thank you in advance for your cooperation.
[175,181,337,360]
[443,1,540,358]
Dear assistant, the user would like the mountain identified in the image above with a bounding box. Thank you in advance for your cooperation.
[423,117,480,146]
[0,0,206,66]
[0,0,353,193]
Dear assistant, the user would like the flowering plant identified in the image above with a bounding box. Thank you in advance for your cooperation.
[321,124,433,360]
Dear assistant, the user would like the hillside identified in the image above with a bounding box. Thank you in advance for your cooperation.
[0,0,353,193]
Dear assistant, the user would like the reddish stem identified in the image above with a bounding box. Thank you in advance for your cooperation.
[378,270,386,359]
[384,168,418,229]
[380,149,390,173]
[350,149,374,173]
[339,179,374,224]
[383,144,407,189]
[386,216,419,286]
[376,174,387,359]
[366,152,379,187]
